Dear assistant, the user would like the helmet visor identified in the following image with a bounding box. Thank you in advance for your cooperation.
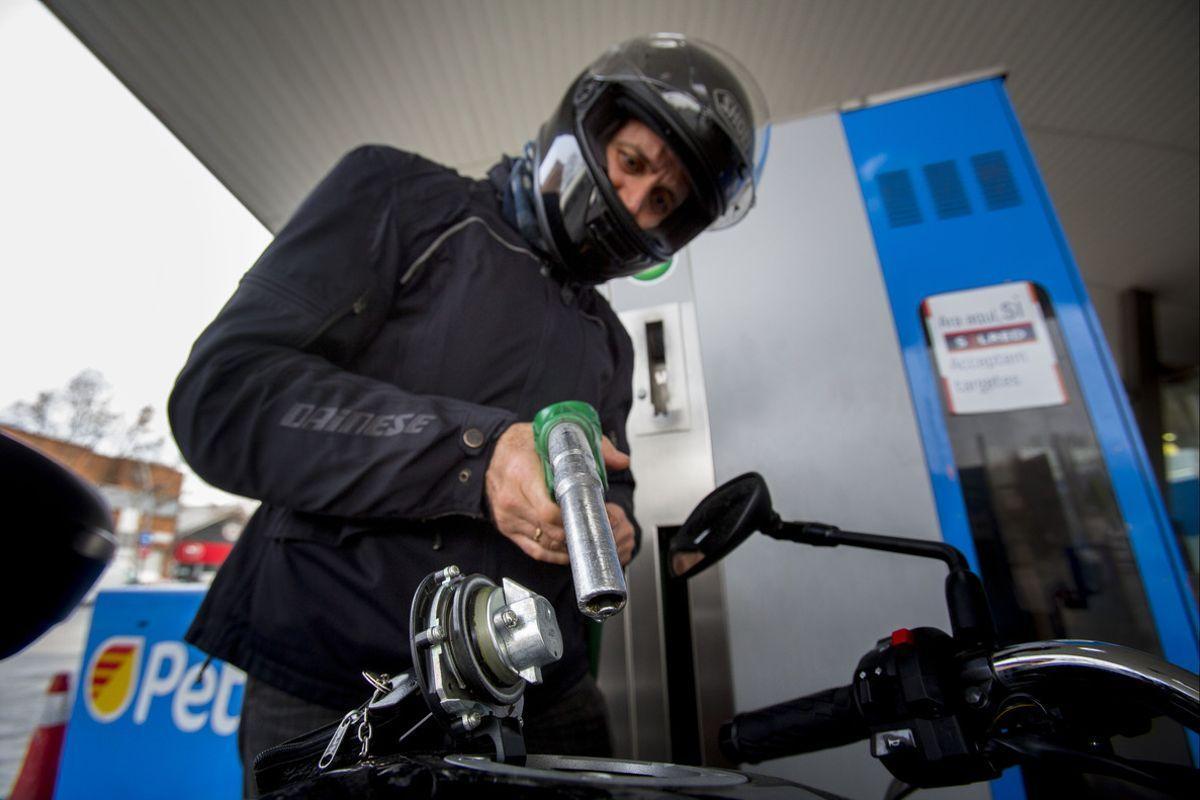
[586,33,771,230]
[580,105,713,257]
[535,128,663,279]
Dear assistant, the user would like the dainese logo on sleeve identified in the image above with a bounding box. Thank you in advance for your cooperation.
[84,636,144,723]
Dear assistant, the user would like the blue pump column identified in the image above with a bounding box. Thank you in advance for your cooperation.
[840,78,1198,779]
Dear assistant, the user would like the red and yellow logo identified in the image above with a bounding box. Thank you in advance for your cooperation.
[83,636,144,723]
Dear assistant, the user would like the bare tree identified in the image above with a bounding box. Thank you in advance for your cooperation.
[116,405,165,461]
[60,370,121,449]
[4,390,57,437]
[1,369,163,460]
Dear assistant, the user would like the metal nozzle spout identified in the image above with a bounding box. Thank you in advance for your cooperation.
[546,420,628,620]
[584,592,626,620]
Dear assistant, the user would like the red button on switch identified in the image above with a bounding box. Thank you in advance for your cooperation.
[891,628,914,646]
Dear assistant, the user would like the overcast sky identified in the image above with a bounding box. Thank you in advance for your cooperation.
[0,0,271,506]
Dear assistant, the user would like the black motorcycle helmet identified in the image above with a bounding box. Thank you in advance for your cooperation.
[532,33,770,284]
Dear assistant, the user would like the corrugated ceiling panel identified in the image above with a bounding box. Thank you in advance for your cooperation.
[42,0,1197,365]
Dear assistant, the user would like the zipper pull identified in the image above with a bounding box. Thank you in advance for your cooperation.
[318,709,360,770]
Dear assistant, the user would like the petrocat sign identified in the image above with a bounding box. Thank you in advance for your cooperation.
[55,587,243,800]
[81,635,242,733]
[82,636,141,723]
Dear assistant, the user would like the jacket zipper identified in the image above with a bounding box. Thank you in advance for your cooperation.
[299,290,370,349]
[318,709,361,769]
[242,272,369,350]
[251,719,341,770]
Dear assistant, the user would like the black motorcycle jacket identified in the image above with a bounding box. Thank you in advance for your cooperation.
[169,145,637,709]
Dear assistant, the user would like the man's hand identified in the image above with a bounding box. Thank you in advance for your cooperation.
[600,436,635,566]
[485,422,631,566]
[607,502,636,566]
[486,423,567,564]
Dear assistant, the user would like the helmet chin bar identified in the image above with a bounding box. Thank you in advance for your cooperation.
[408,566,563,764]
[531,130,663,284]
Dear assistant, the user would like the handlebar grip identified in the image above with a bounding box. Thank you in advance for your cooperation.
[720,684,868,764]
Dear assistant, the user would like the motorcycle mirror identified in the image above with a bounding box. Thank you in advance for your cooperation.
[667,472,776,579]
[2,430,116,659]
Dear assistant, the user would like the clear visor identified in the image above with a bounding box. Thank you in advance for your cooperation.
[586,33,771,231]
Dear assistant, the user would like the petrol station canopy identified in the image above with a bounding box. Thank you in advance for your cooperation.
[44,0,1198,366]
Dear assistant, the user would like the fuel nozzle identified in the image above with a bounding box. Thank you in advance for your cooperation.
[533,401,628,621]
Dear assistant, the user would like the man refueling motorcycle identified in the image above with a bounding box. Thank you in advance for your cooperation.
[167,32,770,797]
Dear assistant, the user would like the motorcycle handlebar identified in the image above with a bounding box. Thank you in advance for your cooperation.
[991,640,1200,732]
[719,684,868,764]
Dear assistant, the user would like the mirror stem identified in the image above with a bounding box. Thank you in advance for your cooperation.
[771,521,995,649]
[772,521,970,571]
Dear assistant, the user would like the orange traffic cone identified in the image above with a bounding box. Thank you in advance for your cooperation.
[8,672,70,800]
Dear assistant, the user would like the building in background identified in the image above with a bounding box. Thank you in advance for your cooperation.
[1162,369,1200,582]
[173,504,248,582]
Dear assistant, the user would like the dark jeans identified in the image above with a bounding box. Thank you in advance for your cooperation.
[238,674,613,798]
[238,677,343,798]
[522,674,614,758]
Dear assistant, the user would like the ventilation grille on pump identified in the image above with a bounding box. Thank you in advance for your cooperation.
[971,151,1022,210]
[923,160,971,219]
[877,150,1023,228]
[878,170,923,227]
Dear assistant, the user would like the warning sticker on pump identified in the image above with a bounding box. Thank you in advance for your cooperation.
[923,282,1068,415]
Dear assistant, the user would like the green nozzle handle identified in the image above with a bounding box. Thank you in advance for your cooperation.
[532,401,607,495]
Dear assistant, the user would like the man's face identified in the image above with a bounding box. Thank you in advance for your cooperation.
[604,119,690,230]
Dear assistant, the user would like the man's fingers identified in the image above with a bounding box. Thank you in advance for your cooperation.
[518,481,566,547]
[600,435,631,472]
[524,482,563,528]
[503,527,569,565]
[606,502,635,566]
[520,517,567,552]
[484,421,572,565]
[494,504,563,549]
[494,491,566,554]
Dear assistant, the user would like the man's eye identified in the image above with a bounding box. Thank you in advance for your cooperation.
[622,153,643,173]
[651,188,675,215]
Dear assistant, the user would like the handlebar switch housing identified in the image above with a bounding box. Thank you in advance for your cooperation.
[853,626,1000,788]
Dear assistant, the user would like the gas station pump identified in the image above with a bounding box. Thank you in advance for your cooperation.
[601,73,1197,800]
[842,77,1196,676]
[44,71,1195,800]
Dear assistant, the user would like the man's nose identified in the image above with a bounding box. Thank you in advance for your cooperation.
[617,177,652,217]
